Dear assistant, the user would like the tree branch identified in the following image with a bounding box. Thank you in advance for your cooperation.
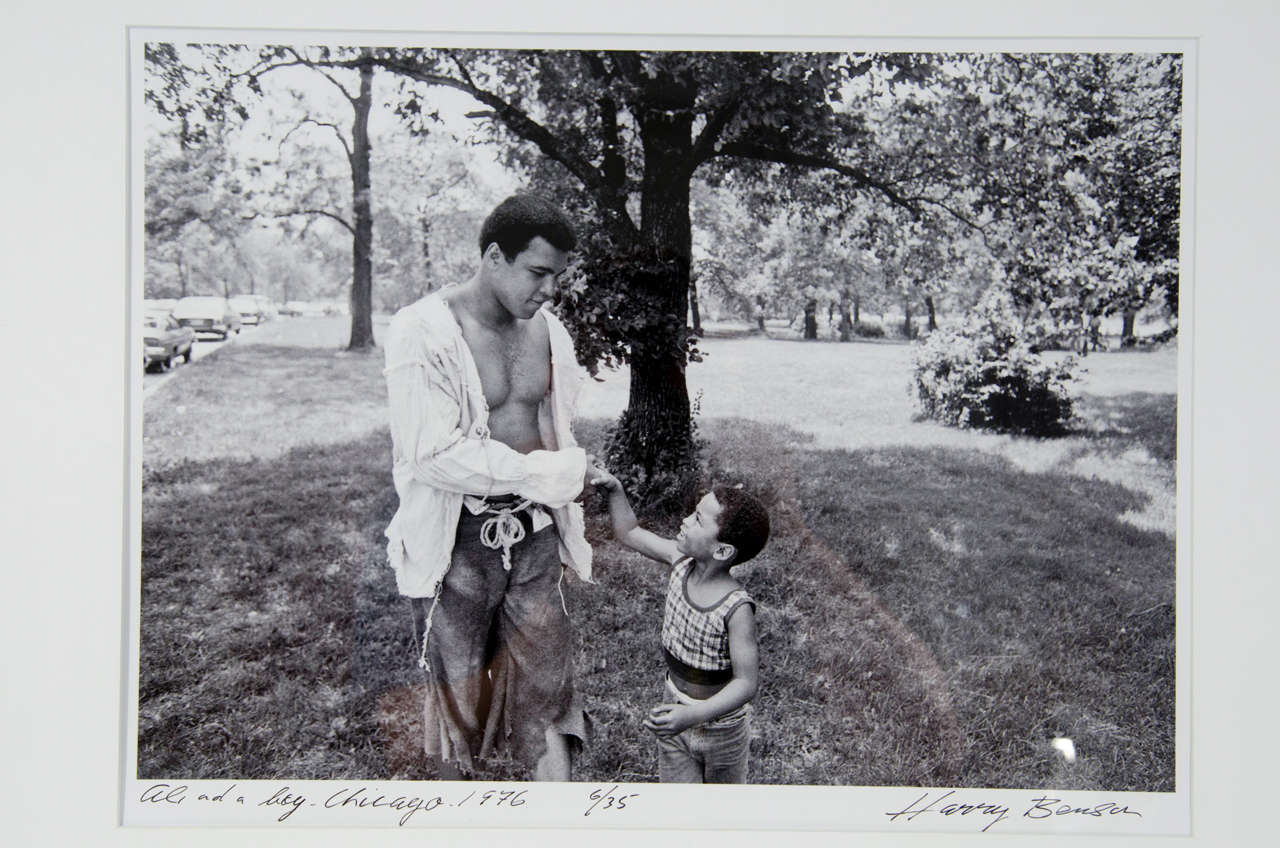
[374,57,608,197]
[582,52,626,191]
[283,47,360,102]
[443,49,477,88]
[604,51,645,88]
[278,117,352,163]
[690,93,743,166]
[712,141,921,216]
[581,53,637,236]
[420,170,469,204]
[233,55,354,87]
[275,208,358,239]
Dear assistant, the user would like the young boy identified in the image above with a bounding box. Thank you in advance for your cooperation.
[591,467,770,783]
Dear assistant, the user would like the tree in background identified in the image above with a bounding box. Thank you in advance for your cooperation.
[143,46,1183,503]
[369,137,510,313]
[146,44,381,350]
[688,181,769,326]
[144,126,255,299]
[1070,53,1182,341]
[378,49,951,510]
[144,43,514,331]
[964,53,1182,345]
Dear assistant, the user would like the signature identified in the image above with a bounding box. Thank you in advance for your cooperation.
[886,790,1143,833]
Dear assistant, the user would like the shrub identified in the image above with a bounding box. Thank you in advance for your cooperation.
[1135,326,1178,348]
[601,392,706,518]
[911,291,1078,436]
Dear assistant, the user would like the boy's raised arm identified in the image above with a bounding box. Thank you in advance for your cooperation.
[590,465,680,564]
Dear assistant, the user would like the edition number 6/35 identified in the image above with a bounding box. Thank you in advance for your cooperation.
[584,785,640,817]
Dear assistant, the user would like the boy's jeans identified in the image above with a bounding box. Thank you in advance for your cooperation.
[655,678,751,783]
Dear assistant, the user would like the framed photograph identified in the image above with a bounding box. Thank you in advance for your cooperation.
[7,3,1276,848]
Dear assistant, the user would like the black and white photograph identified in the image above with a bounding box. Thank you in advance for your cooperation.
[127,31,1189,832]
[10,1,1280,846]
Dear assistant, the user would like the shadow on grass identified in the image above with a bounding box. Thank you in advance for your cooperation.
[139,417,1173,791]
[686,417,1175,791]
[1074,391,1177,464]
[138,437,431,780]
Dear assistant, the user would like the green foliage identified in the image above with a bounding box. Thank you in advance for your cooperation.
[144,127,260,298]
[554,238,701,379]
[1135,326,1178,348]
[970,54,1183,326]
[912,290,1078,436]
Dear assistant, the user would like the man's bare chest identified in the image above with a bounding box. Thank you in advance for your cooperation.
[460,320,552,411]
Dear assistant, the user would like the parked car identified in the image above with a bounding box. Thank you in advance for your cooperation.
[229,294,266,326]
[141,310,195,371]
[172,296,242,339]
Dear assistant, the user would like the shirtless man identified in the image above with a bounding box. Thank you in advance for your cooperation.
[382,195,594,780]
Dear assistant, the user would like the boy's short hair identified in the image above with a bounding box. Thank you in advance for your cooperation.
[712,485,771,566]
[478,194,577,259]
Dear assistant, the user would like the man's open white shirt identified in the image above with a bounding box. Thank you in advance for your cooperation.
[382,292,592,598]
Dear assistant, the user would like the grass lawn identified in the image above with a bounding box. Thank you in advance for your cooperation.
[138,315,1176,789]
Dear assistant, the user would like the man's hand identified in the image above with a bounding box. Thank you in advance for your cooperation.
[643,703,699,737]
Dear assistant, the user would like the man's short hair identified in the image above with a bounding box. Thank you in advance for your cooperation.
[478,194,577,259]
[712,485,771,566]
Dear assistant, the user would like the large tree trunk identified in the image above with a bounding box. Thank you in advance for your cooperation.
[925,294,938,332]
[689,275,702,336]
[1121,309,1137,348]
[838,288,853,342]
[803,299,818,339]
[347,59,376,351]
[903,299,913,339]
[420,215,432,292]
[606,77,698,511]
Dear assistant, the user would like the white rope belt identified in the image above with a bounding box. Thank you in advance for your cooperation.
[478,499,532,571]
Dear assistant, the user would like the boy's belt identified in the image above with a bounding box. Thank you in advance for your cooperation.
[663,647,734,686]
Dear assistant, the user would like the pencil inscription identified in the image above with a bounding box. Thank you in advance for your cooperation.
[886,790,1143,832]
